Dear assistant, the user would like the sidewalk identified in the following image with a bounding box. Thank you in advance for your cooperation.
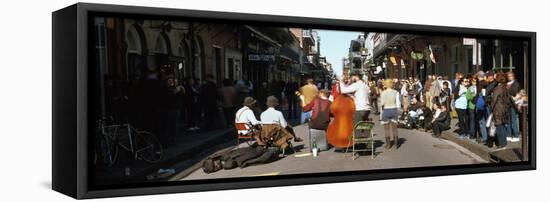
[440,119,525,162]
[93,127,234,185]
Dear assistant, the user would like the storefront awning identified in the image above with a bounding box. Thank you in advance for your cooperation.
[244,25,282,47]
[279,47,300,62]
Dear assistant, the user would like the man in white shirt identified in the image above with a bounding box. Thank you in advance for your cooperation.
[261,96,288,128]
[235,97,260,135]
[261,96,303,142]
[340,70,371,126]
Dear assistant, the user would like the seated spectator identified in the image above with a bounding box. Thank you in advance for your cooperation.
[430,103,451,138]
[235,97,261,135]
[261,96,303,142]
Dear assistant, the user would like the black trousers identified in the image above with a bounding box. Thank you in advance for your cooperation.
[222,107,235,126]
[432,122,450,137]
[456,109,468,135]
[286,95,297,119]
[353,110,370,127]
[203,104,219,129]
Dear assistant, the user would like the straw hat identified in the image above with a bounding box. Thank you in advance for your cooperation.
[243,96,257,106]
[266,96,279,108]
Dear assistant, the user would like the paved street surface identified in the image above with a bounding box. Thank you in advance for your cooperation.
[177,117,487,181]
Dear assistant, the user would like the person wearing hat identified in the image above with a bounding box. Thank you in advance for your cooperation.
[235,96,261,135]
[339,70,372,126]
[261,96,303,142]
[380,79,401,149]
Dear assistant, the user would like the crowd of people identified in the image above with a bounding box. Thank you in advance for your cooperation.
[377,70,527,149]
[232,68,528,151]
[104,65,527,151]
[103,68,312,148]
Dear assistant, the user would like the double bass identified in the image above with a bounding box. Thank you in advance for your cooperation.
[327,80,355,148]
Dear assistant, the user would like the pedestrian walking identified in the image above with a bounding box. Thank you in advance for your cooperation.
[219,78,237,127]
[183,77,200,131]
[199,74,220,130]
[380,79,401,150]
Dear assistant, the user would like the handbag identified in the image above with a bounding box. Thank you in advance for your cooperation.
[450,109,458,119]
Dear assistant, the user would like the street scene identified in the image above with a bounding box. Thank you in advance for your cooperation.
[91,16,530,186]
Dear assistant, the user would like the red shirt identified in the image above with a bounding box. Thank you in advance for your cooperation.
[303,97,332,130]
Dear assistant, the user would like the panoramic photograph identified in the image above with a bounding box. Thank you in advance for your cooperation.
[90,16,530,186]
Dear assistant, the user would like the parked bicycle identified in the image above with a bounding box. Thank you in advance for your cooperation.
[94,117,163,167]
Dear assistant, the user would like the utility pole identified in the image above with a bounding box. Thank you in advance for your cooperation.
[476,40,480,73]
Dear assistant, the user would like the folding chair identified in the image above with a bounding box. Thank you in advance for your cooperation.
[345,121,375,160]
[235,122,255,147]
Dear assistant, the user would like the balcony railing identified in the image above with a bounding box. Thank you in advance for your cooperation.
[303,29,315,45]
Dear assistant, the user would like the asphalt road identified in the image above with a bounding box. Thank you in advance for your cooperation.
[178,117,487,181]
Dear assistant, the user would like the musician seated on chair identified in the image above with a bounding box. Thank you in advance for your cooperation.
[235,97,261,136]
[301,89,332,131]
[261,96,303,142]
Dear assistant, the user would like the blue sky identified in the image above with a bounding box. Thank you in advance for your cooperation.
[316,29,362,76]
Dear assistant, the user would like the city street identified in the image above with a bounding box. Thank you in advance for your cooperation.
[176,116,487,181]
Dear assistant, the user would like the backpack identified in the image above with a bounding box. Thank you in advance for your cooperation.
[476,95,486,111]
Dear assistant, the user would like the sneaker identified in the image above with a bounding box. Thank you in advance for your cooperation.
[506,137,512,142]
[511,137,520,142]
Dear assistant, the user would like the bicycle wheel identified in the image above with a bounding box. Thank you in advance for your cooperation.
[96,134,118,166]
[134,131,163,163]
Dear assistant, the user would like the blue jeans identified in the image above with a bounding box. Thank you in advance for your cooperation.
[496,124,508,147]
[507,107,520,138]
[301,111,312,124]
[476,109,488,142]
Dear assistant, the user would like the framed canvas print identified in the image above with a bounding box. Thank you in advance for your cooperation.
[52,3,536,199]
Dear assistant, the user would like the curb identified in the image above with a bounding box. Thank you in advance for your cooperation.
[440,131,492,161]
[440,131,522,162]
[123,128,234,183]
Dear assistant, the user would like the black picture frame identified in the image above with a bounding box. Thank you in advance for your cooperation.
[52,3,536,199]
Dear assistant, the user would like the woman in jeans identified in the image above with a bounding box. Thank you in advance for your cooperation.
[380,79,401,150]
[466,75,477,140]
[454,78,470,138]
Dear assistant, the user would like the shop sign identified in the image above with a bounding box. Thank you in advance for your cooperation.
[463,38,476,45]
[248,54,275,61]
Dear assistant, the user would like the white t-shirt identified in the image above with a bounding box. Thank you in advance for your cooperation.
[340,80,371,111]
[235,106,260,134]
[260,107,288,128]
